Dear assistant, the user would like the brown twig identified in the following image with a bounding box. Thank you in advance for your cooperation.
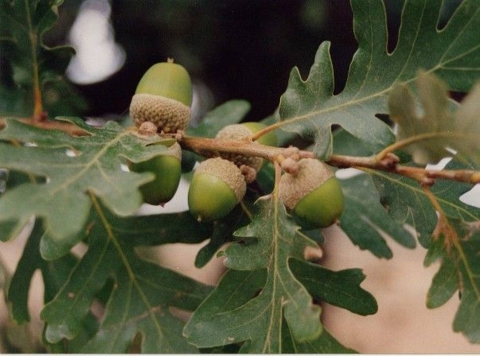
[0,117,90,136]
[2,117,479,185]
[181,136,315,161]
[180,136,480,185]
[328,153,480,184]
[422,186,457,249]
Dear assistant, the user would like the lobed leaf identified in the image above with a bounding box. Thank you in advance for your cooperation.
[369,159,480,341]
[425,222,480,343]
[339,173,416,258]
[278,0,480,158]
[0,0,85,117]
[7,219,82,326]
[0,118,178,259]
[185,195,366,352]
[290,258,377,316]
[424,241,458,309]
[389,72,480,166]
[187,100,251,138]
[372,159,478,247]
[39,202,212,353]
[185,197,323,352]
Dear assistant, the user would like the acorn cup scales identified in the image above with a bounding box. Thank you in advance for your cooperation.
[130,59,193,133]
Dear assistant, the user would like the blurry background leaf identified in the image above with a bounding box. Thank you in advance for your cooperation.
[187,100,250,138]
[388,72,452,165]
[0,0,86,117]
[389,72,480,167]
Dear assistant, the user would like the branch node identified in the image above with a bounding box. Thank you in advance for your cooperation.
[379,153,400,169]
[281,157,299,175]
[421,177,435,188]
[283,146,301,160]
[240,165,257,184]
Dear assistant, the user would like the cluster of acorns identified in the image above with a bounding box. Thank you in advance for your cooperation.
[129,60,344,228]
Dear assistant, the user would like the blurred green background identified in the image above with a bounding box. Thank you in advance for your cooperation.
[3,0,463,123]
[41,0,361,123]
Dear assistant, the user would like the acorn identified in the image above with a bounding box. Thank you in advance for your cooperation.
[129,59,192,133]
[129,142,182,205]
[188,157,246,222]
[215,124,264,172]
[279,158,344,229]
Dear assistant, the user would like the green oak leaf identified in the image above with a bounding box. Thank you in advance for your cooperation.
[187,100,251,138]
[0,0,86,117]
[424,221,480,343]
[185,267,356,353]
[7,219,79,324]
[372,159,479,248]
[6,219,99,353]
[290,258,377,316]
[185,196,348,352]
[332,153,479,345]
[194,203,251,268]
[39,203,212,353]
[282,316,356,354]
[389,71,480,166]
[332,128,374,157]
[0,117,178,259]
[0,169,44,242]
[339,173,416,258]
[0,220,27,242]
[278,0,480,158]
[372,171,436,247]
[424,236,459,309]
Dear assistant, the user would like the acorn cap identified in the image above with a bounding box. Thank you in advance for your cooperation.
[130,93,191,133]
[279,158,334,210]
[215,124,264,172]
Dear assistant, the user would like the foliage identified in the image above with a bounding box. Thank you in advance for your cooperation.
[0,0,85,117]
[1,0,480,353]
[278,0,480,159]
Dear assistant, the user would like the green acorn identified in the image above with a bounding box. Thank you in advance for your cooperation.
[188,157,246,222]
[130,59,192,133]
[279,158,344,228]
[130,142,182,205]
[215,123,274,173]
